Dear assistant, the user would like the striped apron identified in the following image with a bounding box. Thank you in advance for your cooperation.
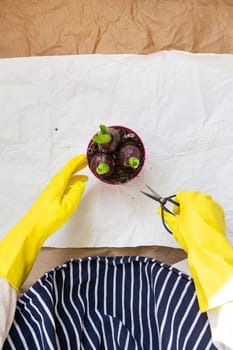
[3,256,216,349]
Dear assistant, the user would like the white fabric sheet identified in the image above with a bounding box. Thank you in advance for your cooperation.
[0,51,233,248]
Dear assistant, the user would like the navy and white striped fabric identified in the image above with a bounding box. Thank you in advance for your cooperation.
[4,256,216,349]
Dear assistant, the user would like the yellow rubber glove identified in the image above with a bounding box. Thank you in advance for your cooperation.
[158,191,233,312]
[0,154,88,291]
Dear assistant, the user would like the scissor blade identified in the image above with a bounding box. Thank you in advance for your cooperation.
[140,190,160,203]
[145,185,162,199]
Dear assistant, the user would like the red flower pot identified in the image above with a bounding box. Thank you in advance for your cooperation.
[86,125,145,184]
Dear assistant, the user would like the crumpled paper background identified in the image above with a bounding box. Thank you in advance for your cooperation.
[1,0,233,58]
[0,50,233,248]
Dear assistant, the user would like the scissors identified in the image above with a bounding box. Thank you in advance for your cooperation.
[141,185,180,234]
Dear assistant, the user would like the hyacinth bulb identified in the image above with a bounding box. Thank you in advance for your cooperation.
[89,152,115,178]
[118,144,141,169]
[92,124,120,153]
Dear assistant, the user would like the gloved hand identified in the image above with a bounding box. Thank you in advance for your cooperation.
[0,154,88,291]
[158,191,233,312]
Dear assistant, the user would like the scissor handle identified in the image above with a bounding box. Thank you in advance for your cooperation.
[161,195,180,234]
[161,207,173,234]
[165,195,180,207]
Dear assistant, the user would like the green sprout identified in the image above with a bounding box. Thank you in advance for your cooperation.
[96,162,110,175]
[92,124,112,144]
[129,157,140,169]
